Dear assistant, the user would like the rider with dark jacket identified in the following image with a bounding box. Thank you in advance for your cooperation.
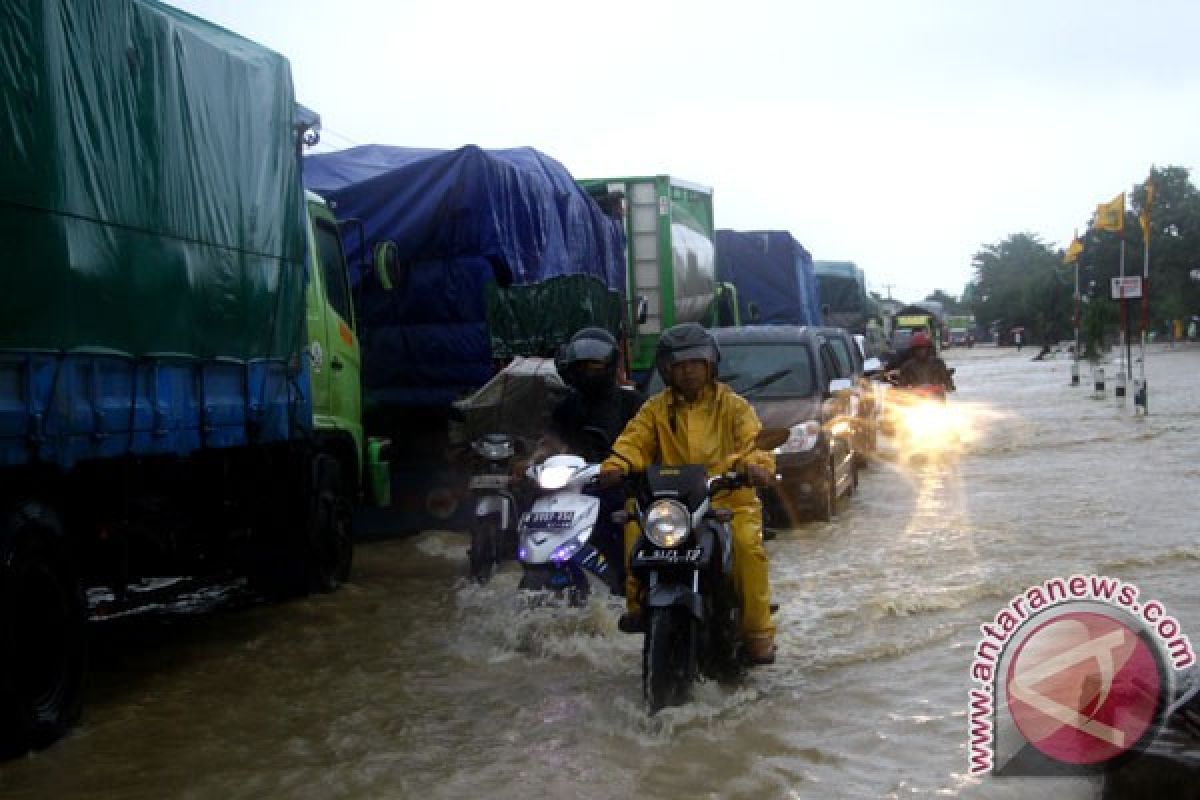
[893,331,955,390]
[535,328,644,592]
[548,328,645,463]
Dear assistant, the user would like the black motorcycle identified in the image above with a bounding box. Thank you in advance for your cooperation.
[619,464,759,712]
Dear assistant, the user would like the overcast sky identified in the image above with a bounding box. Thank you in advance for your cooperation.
[166,0,1200,303]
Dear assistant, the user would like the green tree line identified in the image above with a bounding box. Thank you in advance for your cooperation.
[957,165,1200,346]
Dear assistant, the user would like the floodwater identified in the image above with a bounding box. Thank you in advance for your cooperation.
[3,345,1200,799]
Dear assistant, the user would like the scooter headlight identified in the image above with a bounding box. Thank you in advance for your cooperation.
[645,500,690,548]
[538,464,575,490]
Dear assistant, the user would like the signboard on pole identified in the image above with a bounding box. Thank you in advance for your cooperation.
[1111,276,1143,299]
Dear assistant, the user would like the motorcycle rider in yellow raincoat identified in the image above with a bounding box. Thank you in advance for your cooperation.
[598,323,777,665]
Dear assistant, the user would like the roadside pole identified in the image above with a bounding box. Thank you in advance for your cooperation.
[1115,239,1128,400]
[1136,215,1150,414]
[1071,259,1080,386]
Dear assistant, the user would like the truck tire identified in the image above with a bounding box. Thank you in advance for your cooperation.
[307,456,353,593]
[0,501,86,756]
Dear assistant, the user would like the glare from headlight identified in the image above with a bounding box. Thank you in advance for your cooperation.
[539,464,577,490]
[645,500,690,548]
[775,420,821,454]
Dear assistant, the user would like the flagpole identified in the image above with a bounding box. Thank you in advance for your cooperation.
[1115,238,1128,397]
[1138,208,1150,413]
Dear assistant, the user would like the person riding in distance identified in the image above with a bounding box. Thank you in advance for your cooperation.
[596,323,778,665]
[892,330,955,390]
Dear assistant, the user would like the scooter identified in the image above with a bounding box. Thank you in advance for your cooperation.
[516,453,613,604]
[466,433,520,583]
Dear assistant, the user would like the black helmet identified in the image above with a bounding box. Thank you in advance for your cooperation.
[556,327,618,396]
[655,323,719,385]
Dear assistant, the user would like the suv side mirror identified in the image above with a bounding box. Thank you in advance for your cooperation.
[374,240,402,290]
[635,295,649,325]
[828,377,854,396]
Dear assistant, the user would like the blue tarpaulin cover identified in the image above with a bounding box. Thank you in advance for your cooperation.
[716,230,822,327]
[303,145,626,408]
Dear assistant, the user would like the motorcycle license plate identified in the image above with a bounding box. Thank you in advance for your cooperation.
[526,511,574,530]
[469,474,510,490]
[637,547,702,564]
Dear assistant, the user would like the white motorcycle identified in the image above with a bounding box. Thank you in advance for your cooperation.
[516,453,614,604]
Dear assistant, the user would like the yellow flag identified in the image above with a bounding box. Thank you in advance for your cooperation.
[1095,192,1125,233]
[1140,176,1154,240]
[1063,234,1083,264]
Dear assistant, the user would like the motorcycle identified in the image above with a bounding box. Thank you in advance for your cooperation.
[879,374,958,460]
[621,429,787,713]
[466,433,520,583]
[516,453,614,605]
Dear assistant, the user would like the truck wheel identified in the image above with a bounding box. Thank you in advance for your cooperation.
[307,456,353,593]
[0,502,86,756]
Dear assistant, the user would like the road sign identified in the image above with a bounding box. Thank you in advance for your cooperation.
[1111,276,1143,299]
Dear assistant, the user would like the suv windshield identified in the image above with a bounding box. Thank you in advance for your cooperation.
[648,342,816,397]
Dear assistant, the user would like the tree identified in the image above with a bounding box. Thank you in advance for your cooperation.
[1078,166,1200,334]
[968,233,1071,344]
[923,289,963,314]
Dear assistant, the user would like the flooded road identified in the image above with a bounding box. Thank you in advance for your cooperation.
[3,345,1199,799]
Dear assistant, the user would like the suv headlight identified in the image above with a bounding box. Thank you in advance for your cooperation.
[645,500,690,548]
[775,420,821,453]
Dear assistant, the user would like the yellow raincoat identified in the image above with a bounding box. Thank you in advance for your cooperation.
[602,381,775,638]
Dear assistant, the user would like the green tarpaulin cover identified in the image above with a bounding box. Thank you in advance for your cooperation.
[0,0,306,360]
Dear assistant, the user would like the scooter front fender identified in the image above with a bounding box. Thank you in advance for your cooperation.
[646,582,705,623]
[475,492,517,531]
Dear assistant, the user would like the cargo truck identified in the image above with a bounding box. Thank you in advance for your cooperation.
[813,260,870,334]
[0,0,389,754]
[580,176,722,376]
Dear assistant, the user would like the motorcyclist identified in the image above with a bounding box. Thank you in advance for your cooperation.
[597,323,778,665]
[890,330,955,391]
[547,327,644,462]
[533,327,644,592]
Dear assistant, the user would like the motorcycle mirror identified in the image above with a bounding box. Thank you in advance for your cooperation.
[755,428,789,450]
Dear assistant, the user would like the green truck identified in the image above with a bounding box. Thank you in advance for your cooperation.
[0,0,388,753]
[580,176,729,375]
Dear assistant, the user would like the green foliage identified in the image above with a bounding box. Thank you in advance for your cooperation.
[923,289,964,314]
[962,164,1200,345]
[1082,297,1116,360]
[968,233,1071,344]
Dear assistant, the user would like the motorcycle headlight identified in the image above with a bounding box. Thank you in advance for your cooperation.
[538,464,575,490]
[473,437,514,460]
[775,420,821,453]
[645,500,690,548]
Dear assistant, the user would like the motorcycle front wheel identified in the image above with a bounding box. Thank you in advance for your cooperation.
[467,517,498,584]
[643,607,694,713]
